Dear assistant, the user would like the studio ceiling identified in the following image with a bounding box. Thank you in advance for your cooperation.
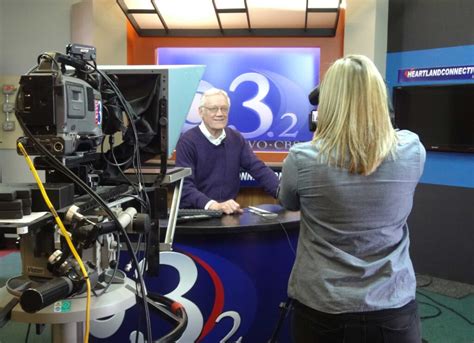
[117,0,343,37]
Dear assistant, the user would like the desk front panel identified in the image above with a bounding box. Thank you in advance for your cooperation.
[93,212,299,342]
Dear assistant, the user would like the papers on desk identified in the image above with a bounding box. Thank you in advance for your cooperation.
[247,206,278,218]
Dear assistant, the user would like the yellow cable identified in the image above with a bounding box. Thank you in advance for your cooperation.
[17,142,91,343]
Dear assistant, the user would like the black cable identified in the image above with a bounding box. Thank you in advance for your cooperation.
[91,63,152,216]
[100,136,148,210]
[100,136,133,167]
[268,298,294,343]
[147,292,188,343]
[278,222,296,257]
[118,193,149,210]
[416,290,474,325]
[418,300,442,320]
[24,323,31,343]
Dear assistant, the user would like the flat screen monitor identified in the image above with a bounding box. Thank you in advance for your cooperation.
[393,84,474,153]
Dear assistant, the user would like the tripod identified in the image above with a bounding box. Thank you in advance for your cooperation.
[268,298,294,343]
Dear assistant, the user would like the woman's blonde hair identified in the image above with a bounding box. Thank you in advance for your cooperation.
[313,55,397,175]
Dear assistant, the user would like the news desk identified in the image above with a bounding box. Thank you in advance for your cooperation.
[102,204,300,343]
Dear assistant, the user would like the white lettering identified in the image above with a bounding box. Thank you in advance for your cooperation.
[248,140,257,148]
[240,172,255,181]
[256,141,268,149]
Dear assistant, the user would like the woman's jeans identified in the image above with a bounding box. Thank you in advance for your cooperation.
[291,299,421,343]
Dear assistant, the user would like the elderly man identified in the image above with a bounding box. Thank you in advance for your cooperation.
[175,88,279,214]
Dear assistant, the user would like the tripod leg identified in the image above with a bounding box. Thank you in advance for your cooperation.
[268,298,294,343]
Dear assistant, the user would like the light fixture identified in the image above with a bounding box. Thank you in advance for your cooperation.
[117,0,343,37]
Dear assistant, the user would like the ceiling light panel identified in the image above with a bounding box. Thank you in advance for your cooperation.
[247,0,306,29]
[219,13,249,29]
[214,0,246,10]
[123,0,154,10]
[131,13,166,29]
[307,12,337,29]
[308,0,340,9]
[118,0,341,36]
[153,0,219,29]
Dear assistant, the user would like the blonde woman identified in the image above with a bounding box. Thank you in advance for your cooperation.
[279,55,425,342]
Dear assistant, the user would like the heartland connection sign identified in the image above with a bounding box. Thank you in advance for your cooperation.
[398,65,474,82]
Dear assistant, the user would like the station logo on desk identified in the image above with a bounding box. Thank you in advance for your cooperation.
[155,248,258,343]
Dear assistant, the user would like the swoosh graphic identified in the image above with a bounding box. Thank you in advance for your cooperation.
[185,251,225,342]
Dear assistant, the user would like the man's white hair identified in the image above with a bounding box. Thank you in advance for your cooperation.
[199,88,231,107]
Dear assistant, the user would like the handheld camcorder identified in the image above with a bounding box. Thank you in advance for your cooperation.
[308,85,319,132]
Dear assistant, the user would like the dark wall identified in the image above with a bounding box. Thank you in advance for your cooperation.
[387,0,474,283]
[409,184,474,284]
[388,0,474,52]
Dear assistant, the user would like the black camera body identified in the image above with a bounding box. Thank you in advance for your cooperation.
[15,45,103,156]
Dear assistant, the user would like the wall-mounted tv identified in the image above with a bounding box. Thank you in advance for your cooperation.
[393,84,474,153]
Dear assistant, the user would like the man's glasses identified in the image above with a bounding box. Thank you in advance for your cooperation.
[202,106,229,114]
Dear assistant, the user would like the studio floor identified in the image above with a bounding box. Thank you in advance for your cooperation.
[0,250,473,343]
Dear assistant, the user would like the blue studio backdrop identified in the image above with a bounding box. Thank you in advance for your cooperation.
[158,47,320,152]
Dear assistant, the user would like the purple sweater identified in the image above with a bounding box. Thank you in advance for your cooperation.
[175,126,279,209]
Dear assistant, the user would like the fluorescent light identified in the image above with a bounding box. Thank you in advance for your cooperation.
[123,0,154,10]
[219,13,249,29]
[307,12,337,28]
[131,14,165,29]
[308,0,340,9]
[214,0,246,10]
[248,0,305,11]
[152,0,218,29]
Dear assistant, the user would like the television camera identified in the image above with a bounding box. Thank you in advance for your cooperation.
[0,44,199,342]
[15,44,104,157]
[308,85,319,132]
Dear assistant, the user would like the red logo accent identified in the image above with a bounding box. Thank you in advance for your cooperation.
[185,252,225,342]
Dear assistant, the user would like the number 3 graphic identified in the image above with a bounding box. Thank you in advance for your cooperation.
[229,72,273,139]
[132,252,243,343]
[160,252,204,342]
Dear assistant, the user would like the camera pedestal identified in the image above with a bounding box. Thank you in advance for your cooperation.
[0,277,136,343]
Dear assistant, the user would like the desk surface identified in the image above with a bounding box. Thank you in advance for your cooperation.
[164,204,300,235]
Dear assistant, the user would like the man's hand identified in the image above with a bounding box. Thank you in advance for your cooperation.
[209,199,243,214]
